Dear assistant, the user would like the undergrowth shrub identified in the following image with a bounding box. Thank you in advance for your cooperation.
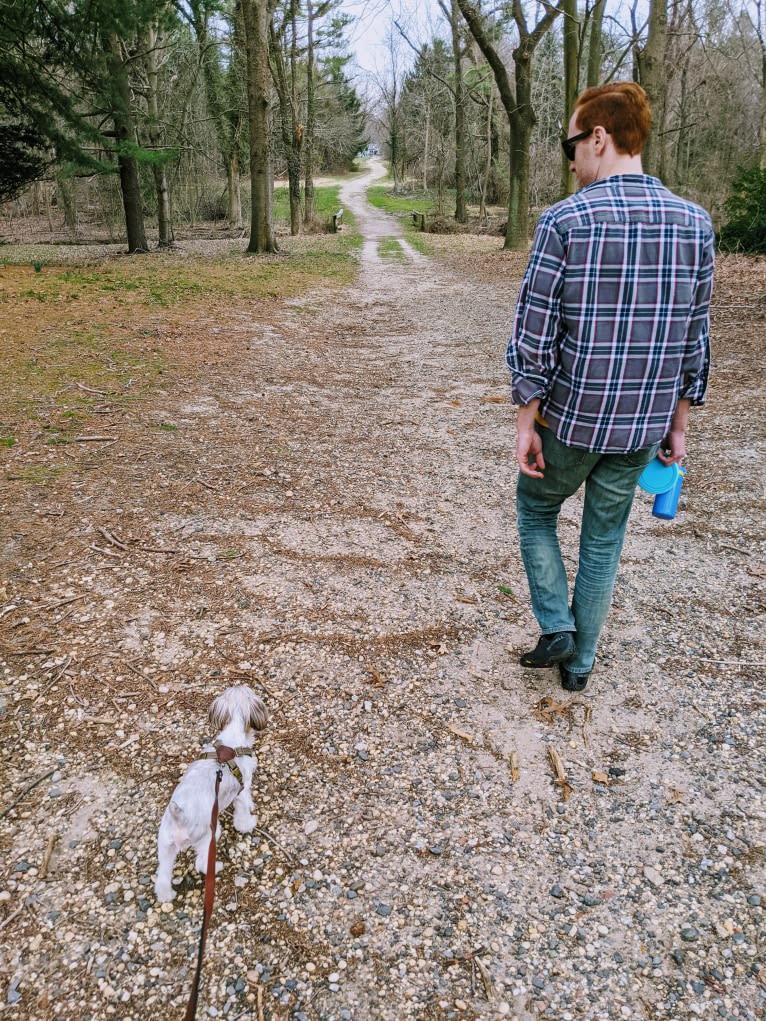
[719,166,766,254]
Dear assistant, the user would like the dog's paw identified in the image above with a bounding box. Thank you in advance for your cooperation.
[233,811,256,834]
[155,884,176,903]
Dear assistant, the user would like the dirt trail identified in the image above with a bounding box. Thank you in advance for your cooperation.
[0,176,764,1021]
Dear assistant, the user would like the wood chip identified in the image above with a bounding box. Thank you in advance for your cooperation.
[547,744,573,801]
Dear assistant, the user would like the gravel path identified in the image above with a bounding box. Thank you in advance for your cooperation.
[0,168,764,1021]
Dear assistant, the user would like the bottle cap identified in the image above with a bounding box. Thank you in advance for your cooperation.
[637,458,683,495]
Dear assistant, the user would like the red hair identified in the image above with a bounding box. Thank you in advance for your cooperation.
[574,82,652,156]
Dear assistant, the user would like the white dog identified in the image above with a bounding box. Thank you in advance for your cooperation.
[155,685,268,903]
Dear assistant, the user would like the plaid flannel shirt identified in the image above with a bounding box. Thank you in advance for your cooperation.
[506,174,714,453]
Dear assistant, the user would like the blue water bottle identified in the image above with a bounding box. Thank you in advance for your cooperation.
[652,467,686,520]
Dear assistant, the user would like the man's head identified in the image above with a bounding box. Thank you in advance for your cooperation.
[564,82,651,186]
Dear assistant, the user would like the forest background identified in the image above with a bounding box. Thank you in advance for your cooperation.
[1,0,765,256]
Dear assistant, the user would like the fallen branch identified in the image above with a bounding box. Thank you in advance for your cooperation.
[74,435,118,443]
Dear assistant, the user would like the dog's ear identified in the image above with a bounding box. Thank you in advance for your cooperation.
[208,696,230,734]
[249,695,268,733]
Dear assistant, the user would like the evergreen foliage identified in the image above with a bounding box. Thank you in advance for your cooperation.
[719,166,766,254]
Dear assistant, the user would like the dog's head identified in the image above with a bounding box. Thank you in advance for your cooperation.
[209,685,268,736]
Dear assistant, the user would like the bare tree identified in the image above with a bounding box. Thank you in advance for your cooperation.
[456,0,564,250]
[242,0,278,253]
[636,0,667,176]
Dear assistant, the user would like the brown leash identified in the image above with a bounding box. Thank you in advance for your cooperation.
[183,745,237,1021]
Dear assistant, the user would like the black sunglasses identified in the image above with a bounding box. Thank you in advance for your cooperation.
[561,128,593,161]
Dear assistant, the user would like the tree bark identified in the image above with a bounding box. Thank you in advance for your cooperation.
[448,0,467,222]
[144,24,175,248]
[303,0,316,225]
[456,0,562,250]
[105,34,148,253]
[270,13,303,235]
[242,0,277,253]
[586,0,605,87]
[636,0,667,177]
[560,0,579,197]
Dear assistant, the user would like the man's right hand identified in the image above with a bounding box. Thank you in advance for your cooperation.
[516,401,545,478]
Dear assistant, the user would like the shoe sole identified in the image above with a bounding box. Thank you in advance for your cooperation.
[519,638,576,669]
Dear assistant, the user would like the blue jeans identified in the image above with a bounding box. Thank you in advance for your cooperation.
[516,426,658,676]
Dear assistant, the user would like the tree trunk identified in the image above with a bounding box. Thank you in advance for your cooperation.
[242,0,277,253]
[144,24,175,248]
[560,0,579,197]
[455,0,561,251]
[270,16,302,235]
[586,0,605,87]
[507,49,534,251]
[192,0,245,228]
[105,34,148,253]
[449,0,467,222]
[423,103,430,191]
[227,149,243,227]
[303,0,316,226]
[636,0,667,177]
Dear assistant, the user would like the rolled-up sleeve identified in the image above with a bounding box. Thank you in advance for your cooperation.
[505,213,566,406]
[679,225,714,405]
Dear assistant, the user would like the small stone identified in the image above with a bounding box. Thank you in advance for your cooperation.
[375,903,392,917]
[681,927,700,942]
[550,884,564,899]
[644,866,664,887]
[747,894,761,907]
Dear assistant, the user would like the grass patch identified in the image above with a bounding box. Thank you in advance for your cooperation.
[378,237,407,261]
[7,464,67,485]
[0,181,362,450]
[0,435,15,448]
[366,184,441,255]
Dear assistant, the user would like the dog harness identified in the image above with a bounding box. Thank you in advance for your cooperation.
[200,740,253,785]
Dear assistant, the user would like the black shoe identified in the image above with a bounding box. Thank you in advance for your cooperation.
[559,663,590,692]
[519,632,576,668]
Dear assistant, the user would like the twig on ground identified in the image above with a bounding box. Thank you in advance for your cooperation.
[1,768,57,820]
[474,954,496,1001]
[697,658,766,667]
[253,826,296,866]
[40,832,58,879]
[34,654,73,702]
[76,383,116,396]
[0,903,26,931]
[44,594,88,611]
[89,544,123,559]
[547,745,573,802]
[97,526,129,551]
[74,435,118,443]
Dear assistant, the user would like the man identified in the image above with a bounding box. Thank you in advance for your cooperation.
[506,82,713,692]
